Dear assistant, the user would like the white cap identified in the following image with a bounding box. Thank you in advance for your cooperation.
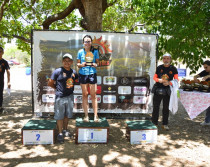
[63,53,73,60]
[163,53,171,57]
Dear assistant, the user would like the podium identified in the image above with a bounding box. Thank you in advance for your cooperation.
[22,120,57,145]
[126,120,157,144]
[75,117,109,144]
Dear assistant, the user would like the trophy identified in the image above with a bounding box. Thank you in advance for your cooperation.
[85,52,94,66]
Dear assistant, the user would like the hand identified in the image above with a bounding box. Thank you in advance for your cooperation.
[158,79,163,83]
[163,80,170,86]
[8,83,11,89]
[202,75,210,81]
[92,63,97,67]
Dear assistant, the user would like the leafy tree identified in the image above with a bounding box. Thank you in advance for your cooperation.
[0,0,209,72]
[132,0,210,73]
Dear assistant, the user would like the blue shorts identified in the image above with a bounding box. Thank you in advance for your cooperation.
[54,94,74,120]
[79,73,97,84]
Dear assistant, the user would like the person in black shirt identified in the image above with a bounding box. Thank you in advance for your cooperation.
[193,60,210,126]
[152,53,178,130]
[0,47,11,112]
[48,53,78,143]
[194,60,210,82]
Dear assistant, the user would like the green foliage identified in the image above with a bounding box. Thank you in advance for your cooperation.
[4,46,31,66]
[0,0,209,73]
[132,0,210,73]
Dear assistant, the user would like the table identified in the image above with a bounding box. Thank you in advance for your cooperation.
[179,89,210,120]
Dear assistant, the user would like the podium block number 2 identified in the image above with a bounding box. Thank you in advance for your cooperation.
[36,134,41,141]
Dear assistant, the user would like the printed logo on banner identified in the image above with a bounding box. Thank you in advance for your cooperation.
[74,95,83,103]
[118,95,133,103]
[42,94,55,103]
[97,76,102,85]
[133,96,147,104]
[103,86,117,94]
[118,77,132,85]
[118,86,131,95]
[43,86,55,92]
[74,85,82,94]
[103,76,117,85]
[88,95,101,103]
[134,86,147,95]
[103,95,116,103]
[133,77,148,86]
[88,85,101,94]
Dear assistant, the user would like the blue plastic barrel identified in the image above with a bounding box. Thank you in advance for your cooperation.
[25,67,31,75]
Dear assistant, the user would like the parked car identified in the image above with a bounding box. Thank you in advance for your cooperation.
[7,60,14,66]
[10,59,20,65]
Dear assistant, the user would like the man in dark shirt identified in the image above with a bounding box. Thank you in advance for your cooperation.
[0,47,11,112]
[152,53,179,130]
[48,53,78,143]
[194,60,210,82]
[193,60,210,126]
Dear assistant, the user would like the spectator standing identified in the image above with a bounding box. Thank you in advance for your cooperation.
[0,47,11,112]
[152,53,179,130]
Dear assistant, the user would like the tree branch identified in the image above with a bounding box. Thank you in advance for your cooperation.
[2,33,30,43]
[42,0,77,29]
[0,0,10,21]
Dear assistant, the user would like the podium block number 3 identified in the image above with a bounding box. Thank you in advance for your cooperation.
[142,134,146,140]
[36,134,41,141]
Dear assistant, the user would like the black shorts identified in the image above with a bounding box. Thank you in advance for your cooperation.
[79,73,97,84]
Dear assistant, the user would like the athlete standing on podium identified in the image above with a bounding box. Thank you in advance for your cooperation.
[77,35,100,122]
[48,53,78,143]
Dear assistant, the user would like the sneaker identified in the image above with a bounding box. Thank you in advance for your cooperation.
[83,116,89,122]
[200,122,210,126]
[162,125,169,130]
[57,134,64,143]
[62,130,71,137]
[94,116,101,122]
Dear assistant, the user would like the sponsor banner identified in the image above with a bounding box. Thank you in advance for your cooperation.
[74,95,83,103]
[88,85,102,94]
[74,85,82,94]
[43,86,55,92]
[118,77,132,86]
[103,76,117,85]
[133,77,148,86]
[33,31,157,114]
[42,94,55,103]
[103,95,116,103]
[88,95,101,103]
[97,76,102,85]
[133,96,147,104]
[103,86,117,94]
[118,95,133,103]
[118,86,132,95]
[133,86,147,95]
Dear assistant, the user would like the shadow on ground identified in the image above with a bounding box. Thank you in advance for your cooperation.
[0,90,209,167]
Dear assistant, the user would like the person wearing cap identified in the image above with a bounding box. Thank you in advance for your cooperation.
[48,53,78,143]
[151,53,179,130]
[0,47,11,113]
[193,60,210,126]
[77,35,100,122]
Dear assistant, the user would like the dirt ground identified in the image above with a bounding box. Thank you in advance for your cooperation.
[0,67,210,167]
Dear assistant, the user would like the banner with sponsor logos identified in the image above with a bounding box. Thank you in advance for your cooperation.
[32,30,157,116]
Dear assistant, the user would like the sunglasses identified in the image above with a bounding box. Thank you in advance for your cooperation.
[84,41,91,44]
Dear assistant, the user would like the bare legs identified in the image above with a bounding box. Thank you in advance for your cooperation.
[57,116,69,134]
[81,84,98,121]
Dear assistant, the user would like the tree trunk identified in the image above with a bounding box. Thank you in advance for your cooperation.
[81,0,103,31]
